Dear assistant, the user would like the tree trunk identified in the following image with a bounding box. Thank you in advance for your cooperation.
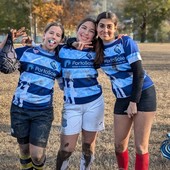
[140,14,147,43]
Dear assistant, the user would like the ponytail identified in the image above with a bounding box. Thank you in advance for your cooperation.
[94,37,104,65]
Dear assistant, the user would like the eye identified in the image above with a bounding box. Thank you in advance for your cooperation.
[56,33,61,38]
[107,25,114,29]
[49,31,54,35]
[90,30,95,34]
[99,23,105,29]
[80,25,86,29]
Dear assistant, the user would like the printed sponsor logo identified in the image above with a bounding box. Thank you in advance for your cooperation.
[64,60,93,68]
[26,64,56,78]
[104,56,126,65]
[35,66,56,77]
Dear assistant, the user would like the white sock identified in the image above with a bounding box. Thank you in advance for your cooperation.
[60,159,69,170]
[80,154,95,170]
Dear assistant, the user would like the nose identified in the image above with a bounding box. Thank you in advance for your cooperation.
[84,30,89,35]
[52,34,57,39]
[103,26,108,32]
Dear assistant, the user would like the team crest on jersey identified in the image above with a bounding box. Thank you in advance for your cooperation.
[114,44,122,54]
[33,48,39,54]
[64,60,71,67]
[86,52,93,59]
[50,61,58,70]
[26,64,35,71]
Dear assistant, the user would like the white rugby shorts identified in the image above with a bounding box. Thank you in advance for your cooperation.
[60,95,105,135]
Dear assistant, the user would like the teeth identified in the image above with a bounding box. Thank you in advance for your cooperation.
[48,40,55,44]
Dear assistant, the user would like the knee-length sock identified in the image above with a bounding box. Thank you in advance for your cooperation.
[116,149,129,170]
[20,155,33,170]
[135,153,149,170]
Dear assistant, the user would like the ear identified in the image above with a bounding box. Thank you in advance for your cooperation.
[42,33,45,41]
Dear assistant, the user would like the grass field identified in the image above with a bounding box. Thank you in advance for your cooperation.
[0,43,170,169]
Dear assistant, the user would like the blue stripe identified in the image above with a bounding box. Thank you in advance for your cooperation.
[21,100,53,110]
[112,84,132,98]
[20,51,59,66]
[62,68,98,79]
[19,73,55,89]
[64,77,98,88]
[61,58,94,68]
[112,76,154,98]
[143,75,153,90]
[27,83,53,96]
[63,84,102,98]
[64,93,102,104]
[110,72,131,79]
[20,61,60,80]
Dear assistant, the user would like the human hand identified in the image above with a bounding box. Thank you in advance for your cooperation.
[21,36,32,46]
[127,101,137,118]
[72,41,93,50]
[10,27,27,41]
[117,34,127,39]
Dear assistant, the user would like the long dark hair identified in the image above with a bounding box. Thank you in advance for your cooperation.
[94,11,118,65]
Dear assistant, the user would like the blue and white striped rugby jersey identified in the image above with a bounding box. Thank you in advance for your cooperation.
[12,45,61,110]
[100,36,154,99]
[59,46,102,104]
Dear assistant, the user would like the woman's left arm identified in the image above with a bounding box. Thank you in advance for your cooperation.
[127,60,144,118]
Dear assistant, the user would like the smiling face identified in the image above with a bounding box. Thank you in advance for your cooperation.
[76,21,96,43]
[42,25,63,52]
[97,18,117,43]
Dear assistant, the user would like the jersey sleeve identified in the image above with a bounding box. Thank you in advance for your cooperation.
[122,36,142,65]
[66,37,77,47]
[15,46,31,60]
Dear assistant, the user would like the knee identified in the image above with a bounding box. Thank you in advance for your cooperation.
[135,145,148,154]
[115,143,127,153]
[31,153,45,165]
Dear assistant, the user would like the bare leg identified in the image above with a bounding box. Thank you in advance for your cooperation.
[56,134,79,170]
[114,114,133,170]
[19,144,32,169]
[134,111,155,170]
[134,111,155,154]
[80,130,97,170]
[114,115,133,152]
[30,144,46,169]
